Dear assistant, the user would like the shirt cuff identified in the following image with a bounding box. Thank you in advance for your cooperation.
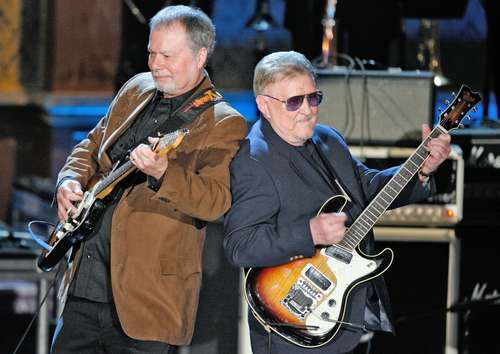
[147,174,165,192]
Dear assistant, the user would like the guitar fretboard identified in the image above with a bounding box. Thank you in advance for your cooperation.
[94,159,135,196]
[336,126,444,251]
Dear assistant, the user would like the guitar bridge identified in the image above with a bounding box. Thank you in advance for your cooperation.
[281,283,314,320]
[281,265,330,320]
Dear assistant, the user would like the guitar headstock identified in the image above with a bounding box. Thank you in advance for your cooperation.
[439,85,482,132]
[155,128,189,156]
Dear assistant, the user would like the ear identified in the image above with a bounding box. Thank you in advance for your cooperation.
[197,47,208,69]
[256,95,270,119]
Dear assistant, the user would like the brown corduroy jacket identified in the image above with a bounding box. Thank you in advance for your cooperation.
[56,71,247,345]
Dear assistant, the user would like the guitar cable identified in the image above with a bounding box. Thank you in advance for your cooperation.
[10,220,61,354]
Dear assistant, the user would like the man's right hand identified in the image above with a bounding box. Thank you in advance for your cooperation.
[56,179,83,221]
[309,212,347,246]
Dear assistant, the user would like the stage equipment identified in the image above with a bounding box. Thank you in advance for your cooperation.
[0,226,57,354]
[450,129,500,226]
[315,0,338,68]
[350,144,464,226]
[316,68,434,146]
[373,228,460,354]
[245,0,277,32]
[417,19,449,87]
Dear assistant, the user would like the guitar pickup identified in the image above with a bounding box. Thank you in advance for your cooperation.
[304,265,332,291]
[324,245,353,264]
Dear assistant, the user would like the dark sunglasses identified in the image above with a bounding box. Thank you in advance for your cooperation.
[262,91,323,111]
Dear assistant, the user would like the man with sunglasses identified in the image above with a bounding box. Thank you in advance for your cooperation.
[223,51,451,354]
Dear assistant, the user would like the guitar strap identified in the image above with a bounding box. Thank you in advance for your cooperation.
[157,86,224,135]
[157,86,224,230]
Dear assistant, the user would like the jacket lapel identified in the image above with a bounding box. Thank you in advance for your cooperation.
[311,135,365,221]
[258,119,336,195]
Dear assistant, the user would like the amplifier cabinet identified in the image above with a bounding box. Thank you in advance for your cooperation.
[316,68,434,146]
[350,144,464,226]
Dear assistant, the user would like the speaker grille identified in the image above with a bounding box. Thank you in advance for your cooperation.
[316,69,434,146]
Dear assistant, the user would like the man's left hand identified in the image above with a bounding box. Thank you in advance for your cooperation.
[419,123,451,180]
[130,137,169,180]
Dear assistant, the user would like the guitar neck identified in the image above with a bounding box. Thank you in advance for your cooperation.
[94,160,136,199]
[339,126,445,250]
[92,128,188,200]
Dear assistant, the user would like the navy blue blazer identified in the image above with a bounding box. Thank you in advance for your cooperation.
[224,118,431,353]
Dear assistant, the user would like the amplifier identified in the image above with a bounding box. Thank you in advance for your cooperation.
[350,144,464,226]
[450,129,500,226]
[316,68,434,146]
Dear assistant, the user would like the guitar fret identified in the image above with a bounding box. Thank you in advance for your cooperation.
[369,204,383,217]
[348,226,362,239]
[358,220,372,233]
[379,192,391,205]
[362,211,376,223]
[343,237,357,248]
[394,174,407,186]
[374,199,388,209]
[415,151,427,161]
[365,208,378,220]
[385,185,397,198]
[399,166,413,181]
[340,235,356,249]
[411,151,425,163]
[355,219,369,231]
[407,159,419,169]
[391,178,402,188]
[430,129,442,138]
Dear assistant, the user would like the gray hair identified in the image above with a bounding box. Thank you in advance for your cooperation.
[150,5,216,61]
[253,51,316,96]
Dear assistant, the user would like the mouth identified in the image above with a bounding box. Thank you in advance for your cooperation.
[152,72,172,80]
[297,115,316,123]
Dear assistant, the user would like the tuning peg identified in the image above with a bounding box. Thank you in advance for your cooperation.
[472,107,478,113]
[465,115,471,120]
[445,99,450,105]
[451,92,456,96]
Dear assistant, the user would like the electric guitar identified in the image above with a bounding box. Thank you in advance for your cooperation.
[37,128,189,272]
[244,85,482,348]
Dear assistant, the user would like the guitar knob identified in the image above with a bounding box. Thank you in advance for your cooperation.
[321,312,330,320]
[328,299,337,307]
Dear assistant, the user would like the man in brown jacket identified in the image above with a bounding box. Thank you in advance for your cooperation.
[50,5,247,353]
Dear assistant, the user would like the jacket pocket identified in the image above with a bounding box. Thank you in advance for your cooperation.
[160,257,202,279]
